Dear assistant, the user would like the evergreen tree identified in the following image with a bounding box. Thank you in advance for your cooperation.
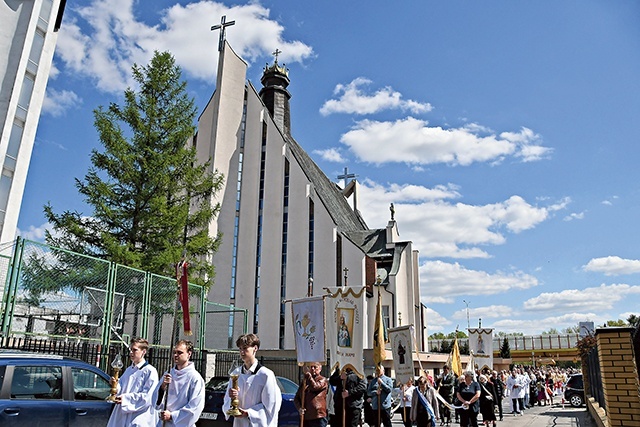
[499,337,511,358]
[44,51,222,285]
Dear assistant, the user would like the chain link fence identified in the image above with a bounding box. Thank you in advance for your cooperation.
[0,238,248,371]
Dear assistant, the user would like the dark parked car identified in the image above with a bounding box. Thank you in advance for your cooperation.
[0,350,114,426]
[564,374,584,407]
[198,375,299,426]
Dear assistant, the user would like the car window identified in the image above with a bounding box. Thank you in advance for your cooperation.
[277,377,299,394]
[11,365,63,400]
[71,367,111,400]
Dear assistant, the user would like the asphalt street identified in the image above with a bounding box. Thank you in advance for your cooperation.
[390,401,594,427]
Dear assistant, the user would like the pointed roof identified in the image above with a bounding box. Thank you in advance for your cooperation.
[285,134,368,232]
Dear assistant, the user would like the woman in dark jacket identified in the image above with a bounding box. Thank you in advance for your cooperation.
[478,375,497,427]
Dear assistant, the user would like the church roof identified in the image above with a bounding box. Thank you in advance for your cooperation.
[285,134,369,232]
[343,229,392,258]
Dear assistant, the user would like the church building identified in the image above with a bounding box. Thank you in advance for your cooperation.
[194,40,428,356]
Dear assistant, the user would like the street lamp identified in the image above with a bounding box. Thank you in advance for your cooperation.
[463,300,470,330]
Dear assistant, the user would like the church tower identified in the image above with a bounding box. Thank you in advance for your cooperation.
[259,54,291,136]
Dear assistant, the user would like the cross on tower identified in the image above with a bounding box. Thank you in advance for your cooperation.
[211,15,235,52]
[337,167,357,182]
[272,48,282,63]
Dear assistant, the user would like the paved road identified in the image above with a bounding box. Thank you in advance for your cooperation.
[391,402,594,427]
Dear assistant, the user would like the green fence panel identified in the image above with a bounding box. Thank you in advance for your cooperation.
[203,301,247,350]
[148,274,179,347]
[113,264,147,345]
[9,239,111,341]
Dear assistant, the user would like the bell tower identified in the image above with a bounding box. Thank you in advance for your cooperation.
[259,49,291,136]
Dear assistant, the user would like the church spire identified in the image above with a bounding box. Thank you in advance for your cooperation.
[259,49,292,136]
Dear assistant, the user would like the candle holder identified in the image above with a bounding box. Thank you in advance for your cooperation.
[226,361,242,417]
[106,353,124,403]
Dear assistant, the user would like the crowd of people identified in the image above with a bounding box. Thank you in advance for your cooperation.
[105,336,578,427]
[321,364,578,427]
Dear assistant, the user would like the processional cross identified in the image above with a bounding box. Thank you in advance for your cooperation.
[211,15,235,52]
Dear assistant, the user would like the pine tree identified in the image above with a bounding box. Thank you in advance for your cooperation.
[499,337,511,358]
[44,51,222,285]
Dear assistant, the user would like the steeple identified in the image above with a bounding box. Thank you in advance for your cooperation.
[259,49,291,136]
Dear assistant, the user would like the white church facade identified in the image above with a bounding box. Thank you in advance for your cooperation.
[194,41,428,355]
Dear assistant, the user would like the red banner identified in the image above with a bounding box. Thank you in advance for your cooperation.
[177,260,192,335]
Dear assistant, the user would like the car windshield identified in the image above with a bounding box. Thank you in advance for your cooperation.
[206,377,230,391]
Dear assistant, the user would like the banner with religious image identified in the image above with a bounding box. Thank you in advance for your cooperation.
[468,328,493,370]
[389,325,415,385]
[325,287,366,377]
[291,296,326,365]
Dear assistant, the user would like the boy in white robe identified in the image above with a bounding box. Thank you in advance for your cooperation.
[107,338,159,427]
[223,333,282,427]
[155,340,205,427]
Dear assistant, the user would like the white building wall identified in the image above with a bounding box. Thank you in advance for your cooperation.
[0,0,65,305]
[0,0,64,245]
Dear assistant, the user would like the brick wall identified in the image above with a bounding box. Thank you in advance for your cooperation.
[595,327,640,427]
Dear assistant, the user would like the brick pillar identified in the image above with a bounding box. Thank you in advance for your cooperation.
[596,327,640,426]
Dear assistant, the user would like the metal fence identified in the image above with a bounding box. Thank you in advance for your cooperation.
[0,238,248,372]
[586,345,606,411]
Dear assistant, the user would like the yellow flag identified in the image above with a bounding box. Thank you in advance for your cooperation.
[451,337,463,377]
[373,286,387,367]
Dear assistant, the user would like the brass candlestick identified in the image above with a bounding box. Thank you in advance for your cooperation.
[106,354,124,403]
[226,362,242,417]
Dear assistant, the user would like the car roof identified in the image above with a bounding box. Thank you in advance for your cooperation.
[0,349,104,370]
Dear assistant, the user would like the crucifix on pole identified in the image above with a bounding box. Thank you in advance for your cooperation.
[343,267,349,288]
[211,15,235,52]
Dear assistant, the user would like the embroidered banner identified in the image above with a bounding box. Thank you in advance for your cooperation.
[468,328,493,370]
[389,325,414,385]
[291,296,326,364]
[325,287,366,377]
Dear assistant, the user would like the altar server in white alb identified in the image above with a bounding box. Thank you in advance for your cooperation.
[107,338,159,427]
[155,340,205,426]
[223,333,282,427]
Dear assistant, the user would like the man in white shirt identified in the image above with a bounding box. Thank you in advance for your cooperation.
[223,333,282,427]
[107,338,159,427]
[506,369,525,415]
[155,340,205,426]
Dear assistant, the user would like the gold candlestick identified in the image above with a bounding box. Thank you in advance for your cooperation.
[106,354,124,403]
[226,362,242,417]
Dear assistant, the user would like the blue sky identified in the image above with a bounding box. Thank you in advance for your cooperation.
[19,0,640,335]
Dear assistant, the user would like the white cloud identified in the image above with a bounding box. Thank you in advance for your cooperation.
[42,89,82,117]
[490,312,604,335]
[523,283,640,312]
[563,211,585,221]
[55,0,313,93]
[583,256,640,276]
[424,307,453,333]
[18,223,51,242]
[451,305,514,320]
[420,261,539,298]
[358,180,563,258]
[340,118,551,166]
[320,77,432,116]
[313,148,345,163]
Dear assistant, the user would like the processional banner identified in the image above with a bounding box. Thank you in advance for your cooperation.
[468,328,493,370]
[389,325,414,384]
[325,287,365,377]
[291,296,326,365]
